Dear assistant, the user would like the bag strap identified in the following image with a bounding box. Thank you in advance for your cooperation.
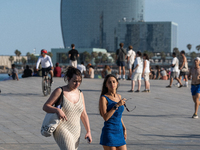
[55,87,63,107]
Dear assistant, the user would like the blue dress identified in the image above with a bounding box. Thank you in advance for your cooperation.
[100,95,126,147]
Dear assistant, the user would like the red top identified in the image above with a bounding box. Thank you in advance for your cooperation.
[54,67,61,77]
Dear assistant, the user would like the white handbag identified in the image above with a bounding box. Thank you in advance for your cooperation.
[41,87,63,137]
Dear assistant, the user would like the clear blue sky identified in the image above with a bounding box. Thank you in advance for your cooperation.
[0,0,200,55]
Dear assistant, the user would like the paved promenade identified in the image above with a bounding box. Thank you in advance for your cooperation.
[0,77,200,150]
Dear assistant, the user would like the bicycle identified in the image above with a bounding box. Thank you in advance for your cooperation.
[42,70,52,96]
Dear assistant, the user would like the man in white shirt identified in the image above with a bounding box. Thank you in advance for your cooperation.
[128,51,143,92]
[36,49,54,82]
[127,45,136,80]
[77,62,86,77]
[166,52,182,88]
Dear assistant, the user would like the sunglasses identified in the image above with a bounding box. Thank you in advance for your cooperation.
[124,98,136,112]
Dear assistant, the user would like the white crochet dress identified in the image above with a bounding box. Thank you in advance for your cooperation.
[53,91,83,150]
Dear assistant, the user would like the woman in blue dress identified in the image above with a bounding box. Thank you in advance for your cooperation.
[99,74,127,150]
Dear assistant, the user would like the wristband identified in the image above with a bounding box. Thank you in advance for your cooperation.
[113,105,119,110]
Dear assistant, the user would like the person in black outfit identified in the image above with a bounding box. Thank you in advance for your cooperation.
[68,44,79,68]
[22,65,32,78]
[116,43,127,80]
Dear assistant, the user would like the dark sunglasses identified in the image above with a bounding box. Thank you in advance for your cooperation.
[124,98,136,112]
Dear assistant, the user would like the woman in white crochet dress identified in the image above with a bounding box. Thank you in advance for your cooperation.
[43,67,92,150]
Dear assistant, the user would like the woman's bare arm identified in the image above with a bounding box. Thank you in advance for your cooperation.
[80,92,92,143]
[99,94,125,121]
[43,87,67,120]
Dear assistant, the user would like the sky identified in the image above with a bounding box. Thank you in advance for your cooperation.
[0,0,200,56]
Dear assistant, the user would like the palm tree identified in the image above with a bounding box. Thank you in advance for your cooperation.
[187,44,192,52]
[21,57,27,65]
[61,54,68,63]
[17,51,21,63]
[47,52,53,58]
[101,54,108,63]
[9,56,14,64]
[196,45,200,52]
[160,51,166,61]
[14,49,19,62]
[173,47,180,58]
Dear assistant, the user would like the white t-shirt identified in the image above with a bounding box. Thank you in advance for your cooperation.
[36,55,53,69]
[127,49,136,64]
[144,60,150,73]
[134,57,143,73]
[171,57,179,72]
[77,64,86,73]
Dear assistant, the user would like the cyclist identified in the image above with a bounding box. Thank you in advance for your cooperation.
[36,49,54,83]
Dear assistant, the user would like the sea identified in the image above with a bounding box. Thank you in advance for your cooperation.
[0,74,22,81]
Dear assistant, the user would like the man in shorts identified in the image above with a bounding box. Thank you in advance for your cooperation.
[68,44,79,68]
[36,49,54,82]
[128,51,143,92]
[127,45,136,80]
[166,52,183,88]
[179,50,189,87]
[116,43,127,80]
[189,57,200,118]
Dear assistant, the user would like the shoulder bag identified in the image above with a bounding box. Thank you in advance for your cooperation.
[41,87,63,137]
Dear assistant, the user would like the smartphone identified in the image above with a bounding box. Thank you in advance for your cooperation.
[86,137,90,143]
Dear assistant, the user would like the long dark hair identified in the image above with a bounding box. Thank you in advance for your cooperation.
[100,74,119,96]
[143,53,149,60]
[99,74,119,116]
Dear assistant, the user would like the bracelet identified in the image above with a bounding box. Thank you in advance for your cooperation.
[113,105,119,110]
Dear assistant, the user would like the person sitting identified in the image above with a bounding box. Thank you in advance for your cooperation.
[155,65,161,79]
[22,65,32,78]
[85,64,94,79]
[149,67,156,79]
[101,65,112,78]
[77,62,86,77]
[9,64,19,81]
[160,68,168,80]
[54,63,62,77]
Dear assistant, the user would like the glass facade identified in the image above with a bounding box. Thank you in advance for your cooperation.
[117,22,178,53]
[61,0,145,52]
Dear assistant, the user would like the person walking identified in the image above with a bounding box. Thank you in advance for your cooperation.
[189,57,200,119]
[54,63,62,77]
[128,51,143,92]
[142,53,150,92]
[179,50,189,87]
[68,44,79,68]
[116,43,127,80]
[126,45,136,80]
[99,74,127,150]
[43,67,92,149]
[166,52,183,88]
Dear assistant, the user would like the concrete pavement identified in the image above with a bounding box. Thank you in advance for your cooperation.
[0,77,200,150]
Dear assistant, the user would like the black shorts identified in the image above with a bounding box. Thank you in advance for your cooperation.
[180,71,189,76]
[42,67,52,77]
[117,61,125,67]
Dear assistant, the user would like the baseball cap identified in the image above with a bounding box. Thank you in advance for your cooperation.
[41,49,47,54]
[194,57,200,61]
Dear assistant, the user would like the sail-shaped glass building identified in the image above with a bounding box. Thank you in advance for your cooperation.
[61,0,145,52]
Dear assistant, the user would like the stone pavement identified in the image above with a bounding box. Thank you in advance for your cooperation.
[0,77,200,150]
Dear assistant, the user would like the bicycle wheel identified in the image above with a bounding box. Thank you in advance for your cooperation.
[42,77,48,96]
[47,78,51,95]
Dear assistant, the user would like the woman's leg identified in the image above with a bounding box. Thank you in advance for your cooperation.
[117,145,127,150]
[138,80,141,91]
[103,146,116,150]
